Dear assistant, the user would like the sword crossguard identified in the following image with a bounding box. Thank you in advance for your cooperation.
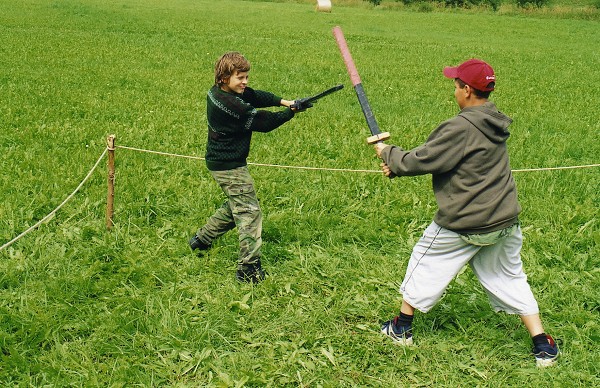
[366,132,390,145]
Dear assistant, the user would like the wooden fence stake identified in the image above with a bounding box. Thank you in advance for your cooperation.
[106,135,116,230]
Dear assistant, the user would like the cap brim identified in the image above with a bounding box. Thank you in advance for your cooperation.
[443,66,459,79]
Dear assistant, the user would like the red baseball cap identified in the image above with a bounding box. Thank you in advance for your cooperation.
[443,59,496,92]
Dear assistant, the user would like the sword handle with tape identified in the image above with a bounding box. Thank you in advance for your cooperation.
[332,26,390,145]
[290,84,344,111]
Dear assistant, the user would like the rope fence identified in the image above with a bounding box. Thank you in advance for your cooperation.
[0,147,108,252]
[1,134,598,252]
[116,144,600,174]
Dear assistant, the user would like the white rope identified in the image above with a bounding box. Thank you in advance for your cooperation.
[2,144,596,253]
[116,145,204,161]
[116,145,381,173]
[0,148,108,252]
[116,145,600,174]
[512,164,600,173]
[246,162,381,174]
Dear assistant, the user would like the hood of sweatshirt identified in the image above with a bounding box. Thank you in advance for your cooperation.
[458,101,513,144]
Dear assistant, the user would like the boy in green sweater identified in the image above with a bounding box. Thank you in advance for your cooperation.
[190,51,307,283]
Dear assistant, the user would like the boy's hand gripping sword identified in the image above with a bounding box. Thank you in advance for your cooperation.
[290,84,344,111]
[332,26,390,145]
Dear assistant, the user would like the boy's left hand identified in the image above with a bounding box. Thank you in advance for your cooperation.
[290,99,313,112]
[380,162,394,178]
[281,99,312,112]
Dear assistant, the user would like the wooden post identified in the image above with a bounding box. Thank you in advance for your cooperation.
[106,135,116,230]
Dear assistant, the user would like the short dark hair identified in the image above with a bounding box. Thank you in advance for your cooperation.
[456,78,493,99]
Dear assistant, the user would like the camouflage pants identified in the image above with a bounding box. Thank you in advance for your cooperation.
[196,166,262,268]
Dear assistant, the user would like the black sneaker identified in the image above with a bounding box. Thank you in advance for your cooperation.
[236,260,266,283]
[189,235,211,253]
[533,334,559,367]
[381,316,414,346]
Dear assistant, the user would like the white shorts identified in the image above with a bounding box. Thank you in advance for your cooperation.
[400,221,540,315]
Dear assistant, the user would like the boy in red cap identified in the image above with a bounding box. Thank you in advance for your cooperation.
[374,58,559,367]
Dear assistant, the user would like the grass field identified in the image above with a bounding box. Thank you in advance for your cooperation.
[1,0,599,386]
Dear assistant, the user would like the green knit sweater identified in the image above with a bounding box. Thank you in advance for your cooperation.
[205,85,294,171]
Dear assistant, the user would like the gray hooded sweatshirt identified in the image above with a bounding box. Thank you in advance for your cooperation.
[381,101,520,234]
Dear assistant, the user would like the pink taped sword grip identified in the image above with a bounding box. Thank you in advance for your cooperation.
[332,26,362,87]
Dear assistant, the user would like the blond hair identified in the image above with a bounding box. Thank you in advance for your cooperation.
[214,51,251,86]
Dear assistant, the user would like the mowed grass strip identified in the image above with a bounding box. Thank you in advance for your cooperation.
[0,0,598,386]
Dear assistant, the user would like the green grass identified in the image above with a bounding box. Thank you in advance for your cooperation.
[1,0,599,386]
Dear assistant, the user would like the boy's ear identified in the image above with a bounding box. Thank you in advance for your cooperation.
[464,84,473,97]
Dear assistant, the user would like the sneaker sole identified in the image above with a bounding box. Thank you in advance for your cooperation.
[536,356,558,368]
[381,327,414,346]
